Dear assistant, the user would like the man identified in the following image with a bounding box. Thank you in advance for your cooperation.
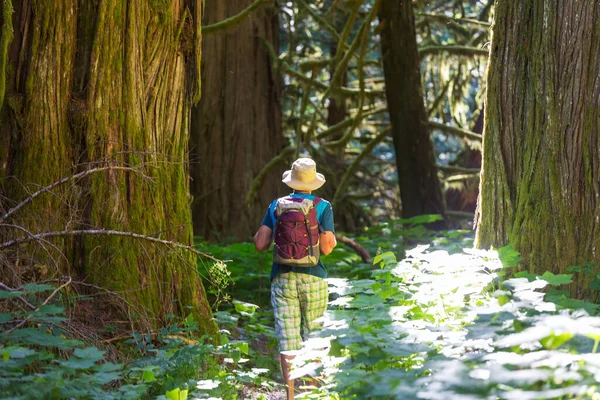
[254,157,336,400]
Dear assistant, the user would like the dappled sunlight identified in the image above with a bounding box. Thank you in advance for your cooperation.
[289,244,600,399]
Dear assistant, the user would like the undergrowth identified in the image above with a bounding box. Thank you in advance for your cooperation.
[3,216,600,399]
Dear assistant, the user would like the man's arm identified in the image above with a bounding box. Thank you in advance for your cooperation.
[319,231,336,255]
[254,225,273,252]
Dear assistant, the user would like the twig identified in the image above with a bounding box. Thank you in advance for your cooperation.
[246,146,295,206]
[419,45,489,58]
[0,281,36,310]
[332,127,391,207]
[428,121,482,141]
[5,277,72,334]
[202,0,269,35]
[0,229,221,263]
[0,166,142,223]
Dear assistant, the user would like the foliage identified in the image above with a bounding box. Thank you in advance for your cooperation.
[0,284,279,400]
[291,244,600,399]
[0,284,146,400]
[273,0,492,223]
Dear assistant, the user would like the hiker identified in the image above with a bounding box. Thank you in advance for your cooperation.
[253,157,336,400]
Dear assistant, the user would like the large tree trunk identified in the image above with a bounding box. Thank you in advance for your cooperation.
[190,0,283,241]
[0,0,216,333]
[475,0,600,297]
[379,0,446,221]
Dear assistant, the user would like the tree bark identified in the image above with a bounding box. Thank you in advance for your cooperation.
[190,0,283,241]
[475,0,600,298]
[0,0,216,333]
[379,0,446,222]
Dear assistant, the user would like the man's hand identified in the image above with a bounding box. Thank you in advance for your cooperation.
[319,231,336,255]
[254,225,273,252]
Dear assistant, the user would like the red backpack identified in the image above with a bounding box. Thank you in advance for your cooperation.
[273,196,321,266]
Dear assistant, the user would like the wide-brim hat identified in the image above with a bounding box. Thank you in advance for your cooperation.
[282,158,326,191]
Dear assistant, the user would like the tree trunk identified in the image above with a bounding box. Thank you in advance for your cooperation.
[379,0,446,221]
[0,0,216,333]
[190,0,283,241]
[475,0,600,298]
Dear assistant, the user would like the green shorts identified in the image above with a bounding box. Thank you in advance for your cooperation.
[271,272,328,352]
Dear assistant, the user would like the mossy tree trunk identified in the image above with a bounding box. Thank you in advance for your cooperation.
[0,0,216,333]
[475,0,600,298]
[190,0,283,241]
[379,0,446,221]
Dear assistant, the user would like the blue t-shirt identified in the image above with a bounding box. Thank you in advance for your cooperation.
[261,193,335,280]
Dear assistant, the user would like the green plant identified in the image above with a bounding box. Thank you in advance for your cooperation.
[292,244,600,399]
[0,284,148,399]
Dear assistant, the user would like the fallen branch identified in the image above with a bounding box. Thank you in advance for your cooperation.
[335,234,371,263]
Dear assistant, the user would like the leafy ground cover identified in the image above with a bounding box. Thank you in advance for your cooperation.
[3,218,600,399]
[292,245,600,399]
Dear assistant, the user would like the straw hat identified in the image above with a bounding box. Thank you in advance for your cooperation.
[282,158,326,191]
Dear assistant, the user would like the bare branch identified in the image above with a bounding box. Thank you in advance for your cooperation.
[0,229,220,262]
[202,0,269,35]
[429,121,482,141]
[0,166,142,223]
[419,45,489,58]
[5,277,72,334]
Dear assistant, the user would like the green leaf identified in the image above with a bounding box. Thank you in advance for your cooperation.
[513,319,524,333]
[33,305,65,317]
[540,272,573,286]
[21,283,57,293]
[539,332,574,350]
[142,368,157,383]
[372,252,396,267]
[328,338,345,357]
[590,278,600,291]
[73,347,104,362]
[350,294,384,309]
[0,313,13,323]
[497,294,511,306]
[0,290,25,299]
[395,214,443,225]
[5,328,83,349]
[231,341,249,355]
[165,388,188,400]
[2,346,37,359]
[497,245,522,268]
[58,357,97,369]
[566,265,582,273]
[233,300,260,317]
[514,271,537,281]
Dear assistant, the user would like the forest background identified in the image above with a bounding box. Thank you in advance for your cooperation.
[1,0,600,399]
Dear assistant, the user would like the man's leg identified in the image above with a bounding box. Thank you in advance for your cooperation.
[271,273,302,399]
[280,351,296,399]
[297,275,329,387]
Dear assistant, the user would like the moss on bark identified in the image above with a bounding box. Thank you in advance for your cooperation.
[379,0,446,222]
[476,0,600,299]
[1,0,216,334]
[190,0,283,241]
